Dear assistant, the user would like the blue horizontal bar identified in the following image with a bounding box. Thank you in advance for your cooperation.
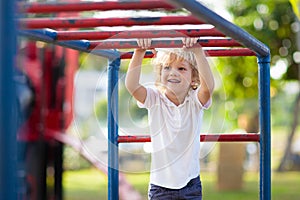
[20,28,57,41]
[18,29,120,59]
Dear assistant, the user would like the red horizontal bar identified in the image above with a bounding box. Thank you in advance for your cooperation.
[19,0,176,13]
[206,48,256,57]
[120,48,256,58]
[118,134,260,143]
[119,135,151,143]
[89,39,241,50]
[56,29,225,40]
[19,16,204,29]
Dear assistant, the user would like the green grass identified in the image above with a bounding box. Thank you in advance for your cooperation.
[63,169,107,200]
[63,127,300,199]
[63,169,300,200]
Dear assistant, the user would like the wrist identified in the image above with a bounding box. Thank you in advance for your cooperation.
[134,48,147,53]
[192,47,205,56]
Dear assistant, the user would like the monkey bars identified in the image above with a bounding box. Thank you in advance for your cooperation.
[19,28,256,57]
[1,0,271,200]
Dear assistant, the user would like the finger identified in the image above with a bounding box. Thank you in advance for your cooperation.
[190,38,197,47]
[137,39,143,48]
[192,38,199,46]
[187,38,193,48]
[145,38,151,49]
[184,38,198,48]
[150,48,157,55]
[141,39,146,49]
[182,37,187,45]
[181,37,187,48]
[144,39,148,49]
[186,38,191,48]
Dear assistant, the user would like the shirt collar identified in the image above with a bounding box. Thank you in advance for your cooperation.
[160,89,193,107]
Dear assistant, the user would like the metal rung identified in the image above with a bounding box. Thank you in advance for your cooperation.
[89,39,242,49]
[55,29,225,40]
[18,0,176,13]
[19,16,204,29]
[120,48,256,58]
[118,134,260,143]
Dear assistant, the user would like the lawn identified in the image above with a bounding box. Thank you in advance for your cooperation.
[63,127,300,199]
[63,169,300,200]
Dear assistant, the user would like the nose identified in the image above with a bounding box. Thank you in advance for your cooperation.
[169,68,178,76]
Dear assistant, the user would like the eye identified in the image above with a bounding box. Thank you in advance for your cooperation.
[178,67,187,71]
[163,66,170,70]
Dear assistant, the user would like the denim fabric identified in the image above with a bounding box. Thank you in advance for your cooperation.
[148,176,202,200]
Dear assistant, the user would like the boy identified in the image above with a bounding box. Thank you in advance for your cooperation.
[125,38,214,200]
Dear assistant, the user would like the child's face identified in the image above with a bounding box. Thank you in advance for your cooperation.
[160,59,193,95]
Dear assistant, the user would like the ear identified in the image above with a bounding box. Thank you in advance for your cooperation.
[191,80,199,90]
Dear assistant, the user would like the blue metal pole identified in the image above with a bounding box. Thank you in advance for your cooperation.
[258,55,271,200]
[0,0,17,199]
[18,29,120,60]
[107,56,120,200]
[168,0,270,57]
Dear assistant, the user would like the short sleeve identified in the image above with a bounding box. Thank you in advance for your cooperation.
[137,87,159,109]
[202,98,212,109]
[191,87,212,110]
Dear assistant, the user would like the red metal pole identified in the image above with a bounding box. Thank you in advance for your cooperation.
[118,134,260,143]
[89,39,242,49]
[19,16,204,29]
[120,48,256,58]
[206,48,256,57]
[56,29,225,40]
[19,0,176,13]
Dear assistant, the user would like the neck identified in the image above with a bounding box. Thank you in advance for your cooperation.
[165,90,188,106]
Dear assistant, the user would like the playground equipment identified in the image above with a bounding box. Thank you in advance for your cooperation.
[1,0,270,199]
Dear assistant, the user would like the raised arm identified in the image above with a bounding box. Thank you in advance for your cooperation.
[193,47,215,105]
[182,38,215,106]
[125,43,149,104]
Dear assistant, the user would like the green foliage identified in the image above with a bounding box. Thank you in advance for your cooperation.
[214,0,300,126]
[95,98,107,124]
[94,82,147,125]
[216,56,258,100]
[271,86,298,126]
[79,53,108,70]
[227,0,299,80]
[119,83,148,121]
[63,146,91,170]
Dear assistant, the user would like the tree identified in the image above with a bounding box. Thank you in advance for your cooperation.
[224,0,300,171]
[277,0,300,171]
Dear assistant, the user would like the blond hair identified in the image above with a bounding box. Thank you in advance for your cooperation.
[152,48,200,90]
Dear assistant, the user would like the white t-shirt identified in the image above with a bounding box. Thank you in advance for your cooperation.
[138,87,211,189]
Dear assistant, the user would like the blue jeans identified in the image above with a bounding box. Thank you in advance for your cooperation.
[148,176,202,200]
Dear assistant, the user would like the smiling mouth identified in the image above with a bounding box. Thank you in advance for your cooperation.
[168,79,180,83]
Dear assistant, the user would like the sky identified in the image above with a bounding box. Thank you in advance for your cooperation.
[200,0,232,21]
[92,0,232,31]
